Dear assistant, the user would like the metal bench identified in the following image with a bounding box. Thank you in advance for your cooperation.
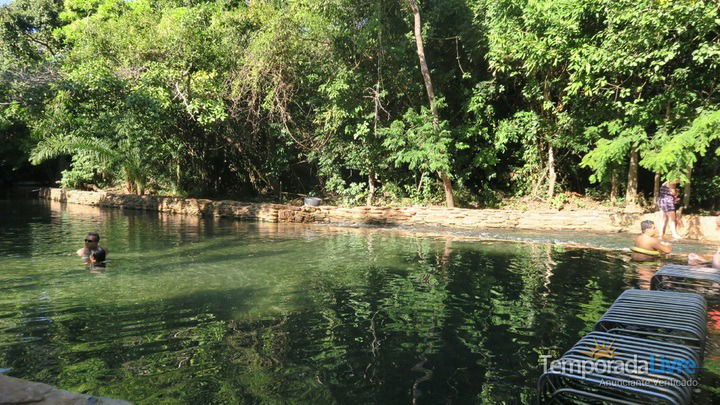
[594,290,707,350]
[538,331,700,404]
[650,264,720,294]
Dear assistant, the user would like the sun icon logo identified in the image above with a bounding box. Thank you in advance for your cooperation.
[580,338,617,359]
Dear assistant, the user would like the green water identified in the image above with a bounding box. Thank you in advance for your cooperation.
[1,199,719,404]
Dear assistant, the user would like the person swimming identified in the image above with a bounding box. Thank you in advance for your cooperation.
[631,220,672,262]
[89,247,107,268]
[77,232,108,260]
[686,252,720,268]
[685,215,720,268]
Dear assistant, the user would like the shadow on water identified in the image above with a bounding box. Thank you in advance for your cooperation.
[1,286,262,396]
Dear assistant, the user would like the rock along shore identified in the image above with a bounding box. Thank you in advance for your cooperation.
[37,188,720,242]
[0,374,131,405]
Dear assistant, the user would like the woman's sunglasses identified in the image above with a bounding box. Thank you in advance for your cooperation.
[85,239,98,243]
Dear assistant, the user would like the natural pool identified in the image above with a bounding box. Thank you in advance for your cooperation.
[1,199,719,404]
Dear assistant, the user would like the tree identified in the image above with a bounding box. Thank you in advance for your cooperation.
[482,0,597,200]
[406,0,455,207]
[642,110,720,184]
[4,0,720,211]
[0,0,65,185]
[572,0,720,207]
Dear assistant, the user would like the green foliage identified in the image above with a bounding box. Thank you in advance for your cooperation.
[382,102,453,177]
[580,122,644,183]
[494,111,545,194]
[1,0,720,208]
[30,135,151,192]
[642,109,720,182]
[550,192,569,210]
[0,108,34,185]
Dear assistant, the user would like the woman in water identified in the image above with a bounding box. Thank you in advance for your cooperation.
[657,180,682,240]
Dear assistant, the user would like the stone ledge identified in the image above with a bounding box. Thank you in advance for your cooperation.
[37,188,720,242]
[0,374,131,405]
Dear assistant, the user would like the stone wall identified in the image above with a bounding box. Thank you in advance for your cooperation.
[37,188,720,242]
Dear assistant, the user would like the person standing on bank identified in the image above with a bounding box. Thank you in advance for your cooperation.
[76,232,108,261]
[657,180,682,240]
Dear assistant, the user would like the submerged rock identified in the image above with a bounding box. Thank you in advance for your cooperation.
[0,374,131,405]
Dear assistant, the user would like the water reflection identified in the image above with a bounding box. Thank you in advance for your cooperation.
[0,199,717,403]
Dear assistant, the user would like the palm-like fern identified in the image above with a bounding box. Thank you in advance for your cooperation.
[30,135,118,165]
[30,135,148,194]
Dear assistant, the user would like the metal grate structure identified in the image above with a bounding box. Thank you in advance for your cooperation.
[538,331,700,404]
[650,264,720,294]
[594,289,707,350]
[538,289,707,404]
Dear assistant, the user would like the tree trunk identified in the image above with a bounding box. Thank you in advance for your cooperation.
[653,172,661,202]
[682,166,692,208]
[439,238,452,273]
[439,171,454,208]
[408,0,437,121]
[610,170,619,202]
[270,177,282,200]
[547,144,556,199]
[408,0,455,208]
[625,147,639,205]
[367,170,376,206]
[529,168,547,198]
[368,60,380,207]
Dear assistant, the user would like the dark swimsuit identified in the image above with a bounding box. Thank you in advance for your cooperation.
[657,185,676,213]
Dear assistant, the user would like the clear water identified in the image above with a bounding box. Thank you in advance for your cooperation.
[0,199,718,404]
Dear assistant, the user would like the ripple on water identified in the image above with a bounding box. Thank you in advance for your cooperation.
[0,199,719,404]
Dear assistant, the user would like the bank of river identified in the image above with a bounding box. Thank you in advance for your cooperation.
[39,188,720,243]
